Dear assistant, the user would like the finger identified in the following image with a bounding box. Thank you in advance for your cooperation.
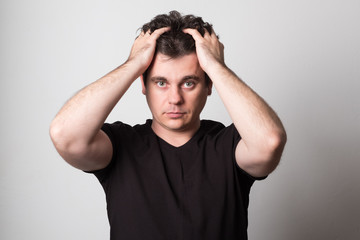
[203,27,211,37]
[136,29,148,39]
[150,26,171,38]
[183,28,203,41]
[205,27,220,40]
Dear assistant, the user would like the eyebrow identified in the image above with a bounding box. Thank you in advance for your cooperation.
[149,75,201,82]
[182,75,201,82]
[149,76,167,82]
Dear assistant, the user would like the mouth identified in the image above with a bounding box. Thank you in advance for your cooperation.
[166,112,186,119]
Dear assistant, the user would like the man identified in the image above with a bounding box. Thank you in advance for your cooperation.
[50,11,286,240]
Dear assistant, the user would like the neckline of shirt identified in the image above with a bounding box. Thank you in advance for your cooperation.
[144,119,204,150]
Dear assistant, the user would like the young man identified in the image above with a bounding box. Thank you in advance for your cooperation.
[50,11,286,240]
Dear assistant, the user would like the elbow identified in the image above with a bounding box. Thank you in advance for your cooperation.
[257,129,287,175]
[49,119,109,171]
[49,120,88,163]
[267,128,287,154]
[49,120,63,148]
[237,128,287,178]
[49,120,71,151]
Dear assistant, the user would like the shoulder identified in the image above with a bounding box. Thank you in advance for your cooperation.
[200,120,225,135]
[101,120,154,150]
[200,120,239,140]
[102,120,151,136]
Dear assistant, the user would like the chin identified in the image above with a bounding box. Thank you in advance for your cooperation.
[164,121,187,131]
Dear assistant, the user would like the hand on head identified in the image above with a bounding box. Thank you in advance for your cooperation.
[127,27,170,74]
[129,11,224,81]
[183,28,225,72]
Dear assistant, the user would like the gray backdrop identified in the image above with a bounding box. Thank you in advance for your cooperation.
[1,0,359,239]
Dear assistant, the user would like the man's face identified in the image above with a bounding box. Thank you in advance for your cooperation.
[142,52,212,134]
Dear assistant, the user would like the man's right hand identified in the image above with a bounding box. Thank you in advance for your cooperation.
[127,27,170,76]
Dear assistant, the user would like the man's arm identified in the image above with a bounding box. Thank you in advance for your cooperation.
[49,28,170,171]
[184,28,287,178]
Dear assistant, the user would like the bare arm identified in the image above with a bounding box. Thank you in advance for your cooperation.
[183,28,287,178]
[49,28,170,171]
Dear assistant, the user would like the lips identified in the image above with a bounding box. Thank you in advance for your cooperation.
[166,112,186,119]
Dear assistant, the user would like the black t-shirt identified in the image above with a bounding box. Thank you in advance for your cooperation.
[91,119,264,240]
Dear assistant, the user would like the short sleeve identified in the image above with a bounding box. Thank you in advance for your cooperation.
[87,121,126,183]
[225,123,268,181]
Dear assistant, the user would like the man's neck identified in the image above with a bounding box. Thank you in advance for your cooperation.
[151,121,200,147]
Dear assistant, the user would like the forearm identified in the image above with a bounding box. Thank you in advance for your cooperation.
[208,63,286,152]
[50,61,141,147]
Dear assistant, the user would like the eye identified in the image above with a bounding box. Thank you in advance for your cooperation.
[156,81,167,87]
[183,81,194,88]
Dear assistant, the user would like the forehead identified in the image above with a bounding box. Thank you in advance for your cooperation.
[148,53,205,81]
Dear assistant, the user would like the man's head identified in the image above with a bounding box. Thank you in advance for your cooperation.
[141,11,213,85]
[142,52,212,135]
[140,11,215,136]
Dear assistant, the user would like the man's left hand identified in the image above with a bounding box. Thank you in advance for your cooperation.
[183,28,225,73]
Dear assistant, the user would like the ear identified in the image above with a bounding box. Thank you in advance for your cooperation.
[207,81,213,96]
[140,75,146,95]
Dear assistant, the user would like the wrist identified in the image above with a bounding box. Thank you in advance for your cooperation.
[120,59,147,80]
[204,61,229,80]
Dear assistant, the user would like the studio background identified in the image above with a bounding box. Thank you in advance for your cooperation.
[1,0,359,239]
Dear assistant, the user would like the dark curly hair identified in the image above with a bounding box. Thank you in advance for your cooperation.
[141,11,213,85]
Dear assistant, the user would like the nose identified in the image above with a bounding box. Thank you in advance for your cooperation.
[168,86,183,105]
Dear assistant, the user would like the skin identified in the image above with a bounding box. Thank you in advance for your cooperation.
[141,53,212,147]
[50,25,286,177]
